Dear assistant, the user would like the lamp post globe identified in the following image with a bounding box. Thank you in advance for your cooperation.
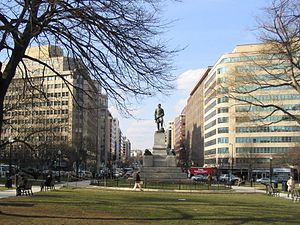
[269,156,273,186]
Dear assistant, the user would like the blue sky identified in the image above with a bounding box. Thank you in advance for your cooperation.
[110,0,270,150]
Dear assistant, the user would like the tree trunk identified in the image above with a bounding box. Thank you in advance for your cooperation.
[0,78,9,141]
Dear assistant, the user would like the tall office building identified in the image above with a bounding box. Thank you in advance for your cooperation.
[185,68,211,166]
[203,43,300,175]
[174,108,186,166]
[1,45,106,170]
[166,121,175,150]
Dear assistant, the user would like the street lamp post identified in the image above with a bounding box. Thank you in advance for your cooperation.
[269,156,273,186]
[58,150,61,182]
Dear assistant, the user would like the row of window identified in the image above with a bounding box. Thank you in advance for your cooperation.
[236,115,300,123]
[235,73,292,83]
[204,149,216,155]
[5,91,69,101]
[205,119,216,130]
[205,101,216,113]
[205,129,216,138]
[204,81,216,97]
[218,107,228,113]
[236,126,300,133]
[236,136,300,143]
[236,64,289,72]
[236,104,300,112]
[236,147,289,154]
[205,110,216,122]
[205,91,216,105]
[6,108,69,117]
[236,93,300,102]
[220,54,280,64]
[204,72,216,89]
[7,118,69,125]
[218,137,228,144]
[218,117,228,123]
[236,84,293,92]
[204,139,216,147]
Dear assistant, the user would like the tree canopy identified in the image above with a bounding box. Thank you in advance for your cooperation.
[0,0,177,140]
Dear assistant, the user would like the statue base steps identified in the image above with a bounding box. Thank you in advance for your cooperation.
[142,131,188,182]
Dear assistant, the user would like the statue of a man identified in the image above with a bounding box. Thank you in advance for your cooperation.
[154,104,164,131]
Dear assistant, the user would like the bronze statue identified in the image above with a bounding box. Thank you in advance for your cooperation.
[154,104,164,131]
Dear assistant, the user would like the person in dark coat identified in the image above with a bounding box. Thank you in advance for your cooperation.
[133,171,143,191]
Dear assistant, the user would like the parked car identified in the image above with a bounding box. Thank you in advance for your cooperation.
[219,174,240,184]
[191,174,207,182]
[256,178,276,184]
[78,170,92,178]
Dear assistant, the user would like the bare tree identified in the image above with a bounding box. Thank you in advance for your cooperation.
[224,0,300,125]
[0,0,178,139]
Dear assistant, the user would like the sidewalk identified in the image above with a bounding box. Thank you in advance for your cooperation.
[0,181,296,202]
[231,185,294,200]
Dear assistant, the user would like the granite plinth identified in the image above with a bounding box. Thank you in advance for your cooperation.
[141,131,187,182]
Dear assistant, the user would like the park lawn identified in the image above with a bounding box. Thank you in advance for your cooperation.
[0,188,299,225]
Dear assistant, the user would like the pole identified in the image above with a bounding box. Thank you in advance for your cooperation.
[269,157,273,186]
[58,150,61,182]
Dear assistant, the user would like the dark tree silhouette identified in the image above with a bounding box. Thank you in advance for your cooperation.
[0,0,178,139]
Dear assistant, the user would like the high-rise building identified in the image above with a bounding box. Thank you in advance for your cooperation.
[121,136,131,164]
[185,68,211,166]
[174,108,186,166]
[203,43,300,175]
[166,121,175,150]
[1,45,107,171]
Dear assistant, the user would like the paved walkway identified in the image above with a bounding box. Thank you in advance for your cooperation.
[0,181,296,202]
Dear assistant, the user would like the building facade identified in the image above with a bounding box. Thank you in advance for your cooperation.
[185,68,211,166]
[1,45,106,171]
[203,43,300,177]
[174,108,186,166]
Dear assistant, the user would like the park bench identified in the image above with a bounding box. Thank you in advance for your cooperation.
[292,189,300,202]
[266,184,280,197]
[40,179,55,191]
[16,181,33,196]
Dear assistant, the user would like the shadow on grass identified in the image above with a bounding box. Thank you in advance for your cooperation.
[0,202,34,207]
[1,210,299,224]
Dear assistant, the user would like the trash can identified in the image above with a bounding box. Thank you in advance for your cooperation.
[282,181,288,191]
[274,181,278,188]
[5,177,13,188]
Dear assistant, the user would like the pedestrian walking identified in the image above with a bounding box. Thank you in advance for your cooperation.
[287,176,295,197]
[133,171,143,191]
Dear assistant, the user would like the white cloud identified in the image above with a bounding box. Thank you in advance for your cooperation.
[177,68,206,94]
[171,68,206,115]
[174,98,187,114]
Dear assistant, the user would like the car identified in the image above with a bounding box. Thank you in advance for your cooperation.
[219,174,240,184]
[78,170,93,178]
[191,174,207,182]
[256,178,277,184]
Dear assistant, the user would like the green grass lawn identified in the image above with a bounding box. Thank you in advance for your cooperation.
[0,187,300,225]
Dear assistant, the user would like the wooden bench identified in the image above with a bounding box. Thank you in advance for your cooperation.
[40,179,55,191]
[16,181,33,196]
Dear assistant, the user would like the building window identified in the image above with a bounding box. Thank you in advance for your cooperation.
[218,137,228,144]
[218,127,229,133]
[218,117,228,124]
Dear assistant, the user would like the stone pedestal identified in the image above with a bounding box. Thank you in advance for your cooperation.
[142,131,188,182]
[143,155,153,167]
[166,155,176,167]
